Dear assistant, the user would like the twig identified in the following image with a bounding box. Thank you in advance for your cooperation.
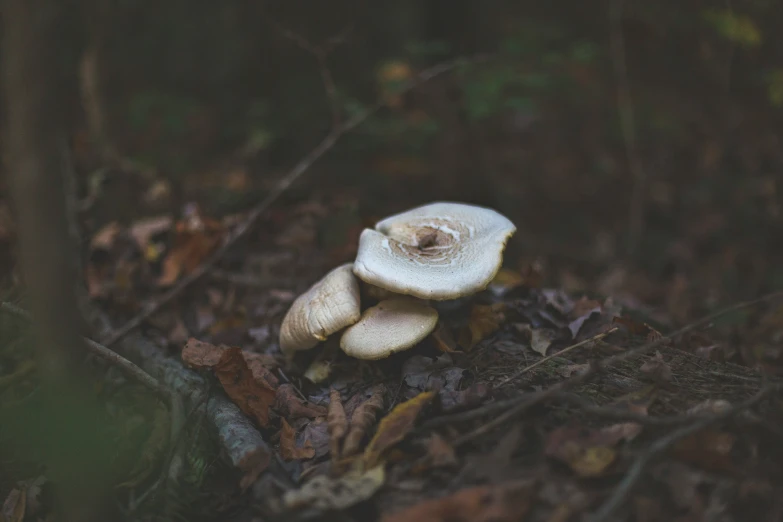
[495,327,619,388]
[610,0,647,260]
[421,290,783,432]
[272,24,350,129]
[588,382,782,522]
[1,301,168,400]
[101,54,493,348]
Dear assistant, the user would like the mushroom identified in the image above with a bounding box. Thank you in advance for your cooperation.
[279,263,361,354]
[340,297,439,360]
[352,202,516,300]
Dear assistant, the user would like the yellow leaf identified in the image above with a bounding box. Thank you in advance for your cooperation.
[363,391,435,468]
[568,446,616,477]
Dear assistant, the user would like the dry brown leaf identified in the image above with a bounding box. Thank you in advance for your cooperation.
[488,268,525,293]
[343,385,385,457]
[612,315,654,336]
[380,480,535,522]
[274,384,327,420]
[432,323,458,353]
[157,211,223,286]
[459,303,506,350]
[90,221,122,250]
[671,429,736,472]
[1,487,25,522]
[328,388,348,462]
[182,337,224,368]
[363,391,435,468]
[182,339,278,389]
[243,352,280,389]
[280,419,316,461]
[215,347,276,428]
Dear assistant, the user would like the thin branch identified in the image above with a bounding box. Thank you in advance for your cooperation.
[272,24,351,129]
[101,54,493,348]
[1,301,167,400]
[495,327,619,388]
[587,383,781,522]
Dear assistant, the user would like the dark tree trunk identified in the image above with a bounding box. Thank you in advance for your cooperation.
[1,1,114,520]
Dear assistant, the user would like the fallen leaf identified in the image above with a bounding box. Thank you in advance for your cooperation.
[380,480,535,522]
[488,268,525,295]
[328,388,348,462]
[363,391,435,468]
[544,424,624,477]
[242,352,280,389]
[182,339,278,389]
[1,487,25,522]
[459,303,506,349]
[639,351,673,383]
[182,337,224,368]
[402,354,464,397]
[442,382,490,412]
[671,429,736,472]
[432,323,458,353]
[90,221,122,251]
[567,297,602,338]
[274,384,327,420]
[612,315,655,336]
[215,347,276,428]
[419,433,457,470]
[343,385,385,457]
[157,208,223,286]
[128,215,173,248]
[568,446,616,477]
[283,465,385,511]
[302,417,331,459]
[531,328,555,356]
[280,419,316,461]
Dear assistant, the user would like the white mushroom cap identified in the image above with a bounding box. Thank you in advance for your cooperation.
[340,298,438,360]
[352,202,516,300]
[279,263,361,354]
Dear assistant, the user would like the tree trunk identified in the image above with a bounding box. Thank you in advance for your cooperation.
[1,1,114,520]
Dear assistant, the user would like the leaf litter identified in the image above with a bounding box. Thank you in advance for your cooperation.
[61,191,783,522]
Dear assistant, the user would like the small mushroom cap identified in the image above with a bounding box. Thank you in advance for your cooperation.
[279,263,361,353]
[340,297,439,360]
[352,202,516,300]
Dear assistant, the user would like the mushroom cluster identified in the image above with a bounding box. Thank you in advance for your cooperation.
[279,202,516,360]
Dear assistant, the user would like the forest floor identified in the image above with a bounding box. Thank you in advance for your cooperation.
[2,57,783,522]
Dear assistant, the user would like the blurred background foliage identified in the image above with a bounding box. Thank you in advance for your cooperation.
[14,0,783,320]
